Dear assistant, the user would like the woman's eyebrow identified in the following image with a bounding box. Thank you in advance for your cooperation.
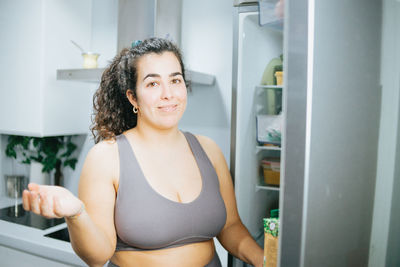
[143,73,160,81]
[169,72,183,77]
[143,72,182,81]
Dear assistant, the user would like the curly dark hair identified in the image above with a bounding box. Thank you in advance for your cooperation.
[91,37,187,143]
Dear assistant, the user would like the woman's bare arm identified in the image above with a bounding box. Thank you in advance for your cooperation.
[197,135,264,267]
[23,140,119,267]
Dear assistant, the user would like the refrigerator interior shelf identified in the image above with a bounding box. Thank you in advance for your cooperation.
[256,85,283,89]
[256,145,281,153]
[256,184,280,192]
[56,68,216,86]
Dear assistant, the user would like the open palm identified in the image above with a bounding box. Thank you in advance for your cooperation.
[22,183,82,219]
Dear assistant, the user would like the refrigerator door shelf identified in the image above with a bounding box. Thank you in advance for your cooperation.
[259,0,284,30]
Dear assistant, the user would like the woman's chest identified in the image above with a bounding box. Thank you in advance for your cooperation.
[137,150,203,203]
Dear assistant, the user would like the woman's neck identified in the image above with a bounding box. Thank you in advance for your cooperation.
[129,123,182,148]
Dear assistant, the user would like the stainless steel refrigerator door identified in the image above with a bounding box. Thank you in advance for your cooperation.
[281,0,382,267]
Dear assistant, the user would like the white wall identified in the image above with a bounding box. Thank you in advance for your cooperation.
[179,1,233,266]
[90,0,118,67]
[179,0,233,161]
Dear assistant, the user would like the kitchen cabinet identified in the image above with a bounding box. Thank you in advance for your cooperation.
[0,202,86,267]
[0,0,95,137]
[0,245,75,267]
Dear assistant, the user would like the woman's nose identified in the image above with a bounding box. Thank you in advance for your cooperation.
[160,82,173,99]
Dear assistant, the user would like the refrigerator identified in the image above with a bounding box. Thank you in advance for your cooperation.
[230,0,387,266]
[230,3,284,266]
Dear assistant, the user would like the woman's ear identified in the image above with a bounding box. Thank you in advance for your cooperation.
[126,89,138,107]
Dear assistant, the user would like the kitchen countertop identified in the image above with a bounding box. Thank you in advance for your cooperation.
[0,196,86,266]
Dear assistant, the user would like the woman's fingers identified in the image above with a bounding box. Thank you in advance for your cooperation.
[29,191,41,214]
[25,183,41,213]
[53,196,63,218]
[28,183,40,192]
[22,184,80,219]
[39,193,52,218]
[22,190,31,211]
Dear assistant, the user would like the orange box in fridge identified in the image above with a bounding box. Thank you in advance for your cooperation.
[261,159,280,186]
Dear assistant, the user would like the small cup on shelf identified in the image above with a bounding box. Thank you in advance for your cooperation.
[82,52,100,69]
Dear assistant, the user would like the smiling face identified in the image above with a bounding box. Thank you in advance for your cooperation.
[128,51,187,130]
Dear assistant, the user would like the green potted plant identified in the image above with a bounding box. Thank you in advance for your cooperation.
[5,135,78,186]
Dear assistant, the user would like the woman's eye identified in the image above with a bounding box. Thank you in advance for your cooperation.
[147,81,158,87]
[172,78,182,84]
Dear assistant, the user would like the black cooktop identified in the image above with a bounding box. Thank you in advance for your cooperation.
[0,204,65,230]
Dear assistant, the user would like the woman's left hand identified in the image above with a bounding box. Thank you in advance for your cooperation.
[22,183,83,219]
[254,257,264,267]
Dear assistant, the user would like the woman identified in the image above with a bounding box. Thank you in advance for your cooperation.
[22,38,263,267]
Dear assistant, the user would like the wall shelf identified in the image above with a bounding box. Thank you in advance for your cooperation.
[56,68,104,83]
[57,68,216,86]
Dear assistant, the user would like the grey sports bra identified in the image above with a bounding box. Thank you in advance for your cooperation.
[114,131,227,251]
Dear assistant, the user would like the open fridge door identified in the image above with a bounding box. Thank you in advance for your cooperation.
[230,2,284,266]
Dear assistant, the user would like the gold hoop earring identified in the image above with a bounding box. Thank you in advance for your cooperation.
[133,106,138,114]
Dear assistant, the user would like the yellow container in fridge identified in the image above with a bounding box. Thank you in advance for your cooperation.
[263,169,280,186]
[261,159,280,186]
[274,71,283,85]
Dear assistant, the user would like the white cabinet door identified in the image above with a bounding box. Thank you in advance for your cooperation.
[0,0,95,137]
[0,244,78,267]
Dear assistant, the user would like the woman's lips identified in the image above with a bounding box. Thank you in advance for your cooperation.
[158,104,178,112]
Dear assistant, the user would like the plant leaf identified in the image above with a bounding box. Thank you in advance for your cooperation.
[63,158,78,170]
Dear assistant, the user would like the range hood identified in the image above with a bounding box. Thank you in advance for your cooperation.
[57,0,215,85]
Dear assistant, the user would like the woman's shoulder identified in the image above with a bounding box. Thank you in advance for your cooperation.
[89,137,119,156]
[193,134,218,149]
[192,134,224,164]
[85,137,119,167]
[191,134,229,183]
[81,137,119,181]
